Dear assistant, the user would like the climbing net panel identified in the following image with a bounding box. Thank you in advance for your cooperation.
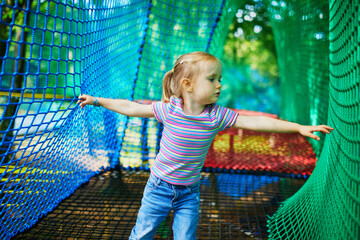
[0,0,240,238]
[0,0,359,239]
[265,0,360,239]
[265,0,330,156]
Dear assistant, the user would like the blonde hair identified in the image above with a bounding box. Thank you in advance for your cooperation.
[162,51,221,103]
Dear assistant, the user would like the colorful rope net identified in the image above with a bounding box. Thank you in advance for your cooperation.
[265,0,360,239]
[0,0,359,239]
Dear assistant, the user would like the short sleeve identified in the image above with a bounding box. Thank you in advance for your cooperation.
[151,101,168,123]
[214,105,239,131]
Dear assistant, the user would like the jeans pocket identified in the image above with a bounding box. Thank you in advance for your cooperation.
[147,181,157,189]
[145,177,159,195]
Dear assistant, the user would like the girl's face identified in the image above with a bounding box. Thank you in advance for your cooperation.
[192,61,222,105]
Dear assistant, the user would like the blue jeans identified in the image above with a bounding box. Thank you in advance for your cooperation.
[129,173,200,240]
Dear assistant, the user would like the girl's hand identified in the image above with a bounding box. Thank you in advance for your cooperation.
[298,125,334,140]
[76,94,94,108]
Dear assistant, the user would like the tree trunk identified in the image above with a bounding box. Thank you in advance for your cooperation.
[0,0,30,163]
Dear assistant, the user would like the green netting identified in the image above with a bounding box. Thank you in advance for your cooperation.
[1,0,359,239]
[266,0,360,239]
[118,0,240,169]
[265,0,330,156]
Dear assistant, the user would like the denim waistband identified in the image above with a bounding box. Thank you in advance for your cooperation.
[149,172,200,189]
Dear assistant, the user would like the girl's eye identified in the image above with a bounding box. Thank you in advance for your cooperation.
[218,79,222,83]
[208,77,221,82]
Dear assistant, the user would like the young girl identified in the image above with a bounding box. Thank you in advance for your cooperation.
[77,51,333,240]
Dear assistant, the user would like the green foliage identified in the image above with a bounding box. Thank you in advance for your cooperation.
[223,0,278,80]
[0,0,46,39]
[224,36,278,80]
[1,0,79,96]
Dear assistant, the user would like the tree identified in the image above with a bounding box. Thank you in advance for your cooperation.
[223,0,278,80]
[0,0,39,162]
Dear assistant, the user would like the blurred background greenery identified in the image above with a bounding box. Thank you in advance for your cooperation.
[1,0,280,116]
[219,0,280,114]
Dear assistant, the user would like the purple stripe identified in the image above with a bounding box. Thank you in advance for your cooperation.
[151,97,238,186]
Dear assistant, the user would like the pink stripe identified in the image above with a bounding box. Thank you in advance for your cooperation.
[151,97,238,186]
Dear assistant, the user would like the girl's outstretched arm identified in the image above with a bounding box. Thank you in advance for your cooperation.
[233,115,333,141]
[77,94,155,118]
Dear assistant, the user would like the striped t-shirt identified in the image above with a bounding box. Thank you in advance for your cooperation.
[151,97,238,186]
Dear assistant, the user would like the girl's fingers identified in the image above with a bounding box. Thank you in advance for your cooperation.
[306,125,334,140]
[77,94,95,109]
[317,128,330,134]
[315,125,334,134]
[77,94,87,108]
[322,126,334,133]
[313,136,320,141]
[307,132,320,141]
[322,125,334,130]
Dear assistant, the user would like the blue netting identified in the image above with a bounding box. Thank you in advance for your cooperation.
[0,1,152,238]
[117,0,239,170]
[0,0,239,238]
[2,0,358,239]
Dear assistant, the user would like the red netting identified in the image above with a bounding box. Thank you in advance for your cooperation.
[204,110,317,177]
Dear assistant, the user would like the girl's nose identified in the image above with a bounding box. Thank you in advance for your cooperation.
[216,81,222,89]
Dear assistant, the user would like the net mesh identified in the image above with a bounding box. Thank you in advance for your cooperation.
[265,0,330,156]
[266,0,360,239]
[13,170,306,240]
[119,0,239,170]
[0,0,359,239]
[1,1,151,238]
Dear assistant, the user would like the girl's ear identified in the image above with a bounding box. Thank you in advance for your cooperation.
[181,78,194,92]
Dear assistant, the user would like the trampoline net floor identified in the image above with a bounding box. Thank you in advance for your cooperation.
[14,170,305,240]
